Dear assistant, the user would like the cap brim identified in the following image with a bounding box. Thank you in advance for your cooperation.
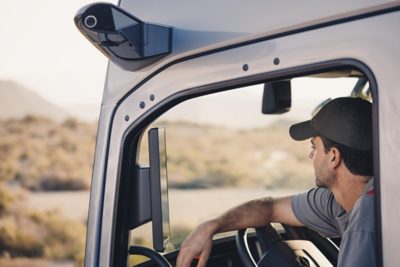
[289,120,318,141]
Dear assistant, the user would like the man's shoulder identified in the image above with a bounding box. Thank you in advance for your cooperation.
[304,186,333,199]
[291,187,343,237]
[303,187,340,209]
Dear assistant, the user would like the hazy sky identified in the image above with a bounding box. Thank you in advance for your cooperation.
[0,0,116,108]
[0,0,357,119]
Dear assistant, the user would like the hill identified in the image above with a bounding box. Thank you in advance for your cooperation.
[0,117,314,191]
[143,120,315,190]
[65,103,100,122]
[0,81,70,121]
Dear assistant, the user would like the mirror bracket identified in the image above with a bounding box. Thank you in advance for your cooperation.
[75,3,172,71]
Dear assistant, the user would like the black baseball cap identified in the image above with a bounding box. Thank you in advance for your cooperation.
[289,97,372,151]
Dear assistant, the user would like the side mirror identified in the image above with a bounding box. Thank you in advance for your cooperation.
[74,3,172,71]
[129,128,171,252]
[148,128,171,252]
[261,80,292,114]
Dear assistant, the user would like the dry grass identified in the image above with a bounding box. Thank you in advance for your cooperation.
[141,120,314,190]
[0,116,96,191]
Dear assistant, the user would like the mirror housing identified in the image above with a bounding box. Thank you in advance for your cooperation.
[74,3,172,71]
[148,128,171,252]
[262,80,292,114]
[129,128,171,252]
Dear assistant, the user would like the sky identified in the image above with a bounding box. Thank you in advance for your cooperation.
[160,78,355,129]
[0,0,116,108]
[0,0,357,125]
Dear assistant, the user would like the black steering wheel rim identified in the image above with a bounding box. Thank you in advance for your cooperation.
[236,224,301,267]
[236,228,258,267]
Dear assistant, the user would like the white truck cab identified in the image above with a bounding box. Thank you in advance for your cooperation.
[75,1,400,266]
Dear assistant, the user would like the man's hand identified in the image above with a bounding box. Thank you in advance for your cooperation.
[175,196,301,267]
[176,221,216,267]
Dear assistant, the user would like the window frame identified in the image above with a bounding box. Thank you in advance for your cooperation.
[113,59,381,266]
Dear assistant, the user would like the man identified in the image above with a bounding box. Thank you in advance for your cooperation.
[176,97,375,267]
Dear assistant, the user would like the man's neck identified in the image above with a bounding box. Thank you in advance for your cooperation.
[330,173,371,212]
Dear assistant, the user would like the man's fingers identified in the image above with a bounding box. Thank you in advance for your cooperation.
[176,249,188,267]
[196,246,211,267]
[177,253,190,267]
[176,222,214,267]
[177,247,197,267]
[176,252,183,267]
[196,255,207,267]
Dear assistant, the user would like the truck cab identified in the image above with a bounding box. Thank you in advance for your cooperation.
[75,1,400,266]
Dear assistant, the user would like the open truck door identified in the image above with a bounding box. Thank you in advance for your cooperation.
[75,1,400,266]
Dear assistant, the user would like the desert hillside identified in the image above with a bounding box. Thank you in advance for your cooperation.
[0,117,314,191]
[153,120,315,190]
[0,81,69,121]
[0,116,316,265]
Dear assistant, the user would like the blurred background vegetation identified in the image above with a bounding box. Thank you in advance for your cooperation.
[0,114,314,266]
[0,116,94,266]
[141,120,314,190]
[0,116,96,191]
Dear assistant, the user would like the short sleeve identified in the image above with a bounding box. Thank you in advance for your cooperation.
[291,188,342,237]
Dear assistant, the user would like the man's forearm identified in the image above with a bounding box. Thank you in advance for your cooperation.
[207,197,275,235]
[176,195,301,267]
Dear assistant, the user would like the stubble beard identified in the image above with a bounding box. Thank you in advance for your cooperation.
[314,164,336,189]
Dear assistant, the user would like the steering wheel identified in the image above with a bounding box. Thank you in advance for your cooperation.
[235,224,301,267]
[128,246,171,267]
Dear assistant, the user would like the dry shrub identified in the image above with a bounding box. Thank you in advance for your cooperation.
[0,116,96,191]
[145,120,315,190]
[29,210,86,261]
[0,185,13,216]
[0,116,89,265]
[0,208,85,263]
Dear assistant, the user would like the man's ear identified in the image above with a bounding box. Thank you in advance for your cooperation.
[330,147,342,169]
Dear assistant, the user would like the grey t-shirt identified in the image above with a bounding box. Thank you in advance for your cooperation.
[291,179,376,267]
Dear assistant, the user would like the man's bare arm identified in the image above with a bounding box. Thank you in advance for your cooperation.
[176,195,303,267]
[212,196,303,233]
